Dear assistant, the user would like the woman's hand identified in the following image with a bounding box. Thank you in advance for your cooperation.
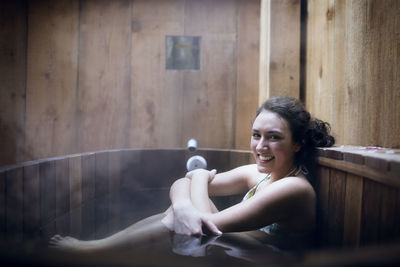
[171,233,219,257]
[185,169,217,182]
[171,202,221,236]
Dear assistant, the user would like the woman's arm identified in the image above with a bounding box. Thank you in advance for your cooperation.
[190,169,216,213]
[205,177,315,233]
[187,164,257,197]
[167,176,221,235]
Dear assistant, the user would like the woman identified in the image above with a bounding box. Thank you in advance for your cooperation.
[50,96,334,253]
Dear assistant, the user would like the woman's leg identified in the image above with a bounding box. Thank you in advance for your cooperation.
[49,213,170,252]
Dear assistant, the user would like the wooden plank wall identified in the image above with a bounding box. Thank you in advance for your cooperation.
[305,0,400,147]
[0,0,260,166]
[259,0,301,104]
[316,147,400,248]
[316,170,400,248]
[0,149,252,246]
[0,0,27,165]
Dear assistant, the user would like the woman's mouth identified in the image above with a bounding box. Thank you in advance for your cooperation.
[258,154,275,161]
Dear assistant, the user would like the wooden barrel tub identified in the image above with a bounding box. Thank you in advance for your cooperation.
[0,147,399,266]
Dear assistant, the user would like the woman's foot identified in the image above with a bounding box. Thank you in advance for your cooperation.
[49,235,99,252]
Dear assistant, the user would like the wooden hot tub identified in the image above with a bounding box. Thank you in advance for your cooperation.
[0,147,399,266]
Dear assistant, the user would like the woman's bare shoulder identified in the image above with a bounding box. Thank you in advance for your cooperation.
[270,176,315,199]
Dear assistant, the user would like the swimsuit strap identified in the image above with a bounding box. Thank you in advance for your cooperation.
[242,173,271,201]
[242,166,300,202]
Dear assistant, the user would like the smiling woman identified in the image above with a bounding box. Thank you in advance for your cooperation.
[50,96,335,253]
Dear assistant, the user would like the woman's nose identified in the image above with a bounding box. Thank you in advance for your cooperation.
[256,138,268,150]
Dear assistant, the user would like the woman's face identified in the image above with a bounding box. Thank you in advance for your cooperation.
[250,110,300,178]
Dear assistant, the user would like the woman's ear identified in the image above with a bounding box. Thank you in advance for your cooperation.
[293,143,302,153]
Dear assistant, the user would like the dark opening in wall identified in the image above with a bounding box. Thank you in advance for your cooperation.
[166,36,201,70]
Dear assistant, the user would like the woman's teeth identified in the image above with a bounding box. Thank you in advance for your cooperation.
[259,155,274,161]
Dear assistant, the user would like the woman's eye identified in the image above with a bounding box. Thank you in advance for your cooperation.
[252,133,261,139]
[268,135,281,141]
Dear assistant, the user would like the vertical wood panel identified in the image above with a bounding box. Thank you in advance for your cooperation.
[235,0,260,149]
[315,166,330,246]
[182,0,236,149]
[39,161,56,240]
[0,0,27,165]
[55,158,70,236]
[330,0,346,141]
[108,151,121,234]
[6,168,23,243]
[379,186,400,244]
[119,150,141,228]
[229,151,251,170]
[327,169,346,246]
[77,0,132,153]
[94,151,109,238]
[25,0,79,160]
[23,164,40,241]
[130,0,185,148]
[0,171,5,241]
[360,179,382,246]
[366,0,400,147]
[306,0,400,147]
[342,0,368,146]
[268,0,301,99]
[81,153,95,239]
[306,0,341,137]
[69,155,82,238]
[207,150,232,174]
[343,173,363,247]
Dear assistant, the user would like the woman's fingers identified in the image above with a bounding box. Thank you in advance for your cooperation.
[202,218,222,236]
[185,170,194,179]
[209,169,217,181]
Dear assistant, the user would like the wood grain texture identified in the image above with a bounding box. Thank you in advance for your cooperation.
[343,173,363,247]
[6,168,23,243]
[55,158,70,236]
[130,0,184,148]
[0,0,27,165]
[0,0,261,165]
[77,0,132,153]
[23,164,40,241]
[379,186,400,244]
[342,0,368,146]
[305,0,400,147]
[318,156,400,189]
[360,179,382,246]
[305,0,341,137]
[81,153,95,239]
[327,169,346,247]
[182,0,236,149]
[268,0,301,99]
[235,0,260,149]
[69,155,82,238]
[0,171,5,240]
[119,150,141,228]
[365,0,400,147]
[108,150,121,234]
[94,151,109,238]
[229,150,252,170]
[39,161,56,240]
[315,166,330,246]
[25,0,79,160]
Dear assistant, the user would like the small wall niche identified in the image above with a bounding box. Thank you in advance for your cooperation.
[166,36,201,70]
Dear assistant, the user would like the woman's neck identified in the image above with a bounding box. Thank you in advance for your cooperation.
[270,165,298,182]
